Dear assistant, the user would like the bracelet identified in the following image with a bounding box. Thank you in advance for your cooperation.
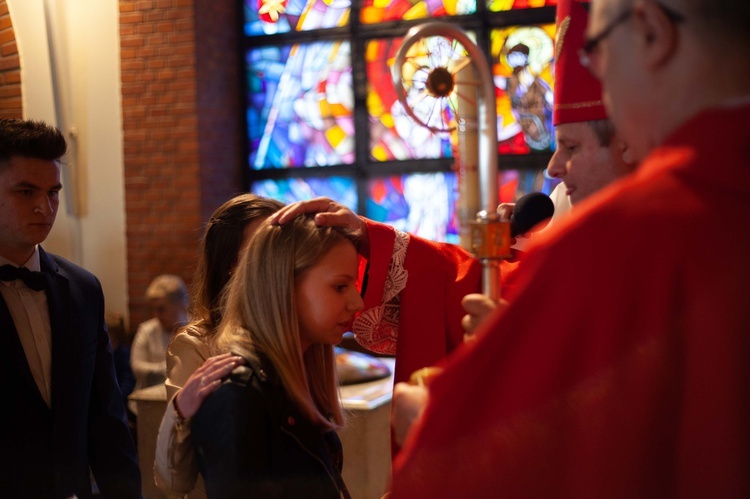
[173,398,190,431]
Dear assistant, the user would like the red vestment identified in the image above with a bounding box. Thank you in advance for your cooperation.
[353,221,523,384]
[390,102,750,498]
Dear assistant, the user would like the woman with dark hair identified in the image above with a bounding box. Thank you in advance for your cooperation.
[154,193,283,497]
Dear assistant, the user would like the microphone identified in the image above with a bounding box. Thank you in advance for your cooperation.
[510,192,554,237]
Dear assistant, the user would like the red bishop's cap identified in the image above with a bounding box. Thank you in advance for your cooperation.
[553,0,607,125]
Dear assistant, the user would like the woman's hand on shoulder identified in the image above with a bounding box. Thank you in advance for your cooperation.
[174,353,244,419]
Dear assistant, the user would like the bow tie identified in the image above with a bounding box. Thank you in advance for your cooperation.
[0,265,47,291]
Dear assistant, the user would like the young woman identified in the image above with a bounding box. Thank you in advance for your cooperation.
[191,215,363,498]
[154,194,283,497]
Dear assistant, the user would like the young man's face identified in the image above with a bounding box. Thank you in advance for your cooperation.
[546,122,625,205]
[0,156,62,265]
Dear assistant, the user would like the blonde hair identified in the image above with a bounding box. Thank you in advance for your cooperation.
[213,215,359,430]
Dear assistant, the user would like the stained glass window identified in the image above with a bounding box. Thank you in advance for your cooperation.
[247,41,355,169]
[367,25,556,162]
[487,0,557,12]
[244,0,351,35]
[364,169,559,243]
[498,168,560,204]
[251,176,358,209]
[366,36,458,162]
[360,0,476,25]
[491,24,556,154]
[367,172,459,242]
[243,0,558,243]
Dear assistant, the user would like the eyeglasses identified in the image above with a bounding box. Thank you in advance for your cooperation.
[579,2,686,72]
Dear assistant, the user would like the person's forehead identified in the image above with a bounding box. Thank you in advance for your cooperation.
[313,240,358,274]
[556,122,597,143]
[7,155,60,166]
[1,156,61,185]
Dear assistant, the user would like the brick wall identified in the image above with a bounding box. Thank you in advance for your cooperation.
[0,0,22,119]
[195,0,245,220]
[119,0,244,330]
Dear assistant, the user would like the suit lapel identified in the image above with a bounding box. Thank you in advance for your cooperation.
[39,247,75,414]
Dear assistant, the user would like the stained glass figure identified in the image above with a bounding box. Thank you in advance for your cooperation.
[367,172,459,243]
[490,24,556,154]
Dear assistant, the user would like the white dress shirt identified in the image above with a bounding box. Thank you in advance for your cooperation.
[0,247,53,407]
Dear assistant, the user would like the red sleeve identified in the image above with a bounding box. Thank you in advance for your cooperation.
[351,219,484,382]
[360,218,396,312]
[393,234,481,384]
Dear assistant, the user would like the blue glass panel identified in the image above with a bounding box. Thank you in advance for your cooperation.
[367,172,459,243]
[365,169,559,243]
[499,168,561,203]
[247,41,354,169]
[250,176,357,210]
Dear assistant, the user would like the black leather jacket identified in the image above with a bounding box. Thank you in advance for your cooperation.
[192,354,350,498]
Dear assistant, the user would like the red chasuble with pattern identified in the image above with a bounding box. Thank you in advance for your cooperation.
[353,220,523,385]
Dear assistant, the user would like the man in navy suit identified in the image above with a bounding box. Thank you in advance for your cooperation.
[0,119,142,498]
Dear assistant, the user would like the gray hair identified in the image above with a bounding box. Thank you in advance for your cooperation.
[145,274,189,306]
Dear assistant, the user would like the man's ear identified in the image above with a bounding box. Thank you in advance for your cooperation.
[631,0,680,69]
